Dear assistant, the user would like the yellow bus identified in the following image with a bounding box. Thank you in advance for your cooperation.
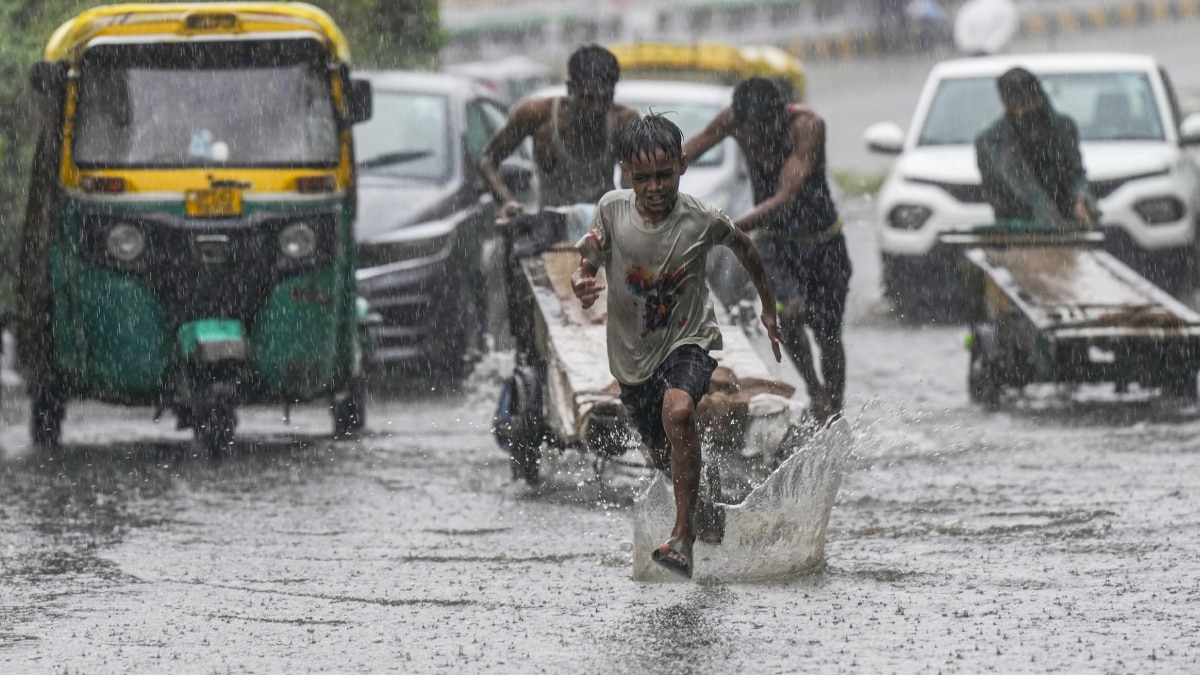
[606,42,807,102]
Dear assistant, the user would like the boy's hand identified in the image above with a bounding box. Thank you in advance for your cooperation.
[762,309,783,363]
[571,265,605,309]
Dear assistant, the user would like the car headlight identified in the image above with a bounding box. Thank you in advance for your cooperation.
[279,222,317,259]
[106,223,146,262]
[887,205,932,230]
[1133,197,1185,225]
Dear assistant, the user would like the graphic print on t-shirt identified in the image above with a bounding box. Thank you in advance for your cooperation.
[626,265,688,336]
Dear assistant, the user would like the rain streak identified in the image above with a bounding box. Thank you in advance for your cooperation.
[3,2,1200,673]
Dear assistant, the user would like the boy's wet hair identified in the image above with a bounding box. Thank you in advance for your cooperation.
[615,113,684,163]
[732,77,785,127]
[568,44,620,86]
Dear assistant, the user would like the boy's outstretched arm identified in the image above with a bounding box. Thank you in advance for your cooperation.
[726,229,783,362]
[571,259,605,310]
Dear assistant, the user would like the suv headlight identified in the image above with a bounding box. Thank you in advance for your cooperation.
[887,205,932,230]
[1133,197,1185,225]
[106,223,146,262]
[279,222,317,259]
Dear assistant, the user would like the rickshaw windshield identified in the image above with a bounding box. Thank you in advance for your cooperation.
[73,38,339,169]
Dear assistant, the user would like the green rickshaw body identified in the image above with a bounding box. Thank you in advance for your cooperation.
[47,195,358,405]
[18,4,373,446]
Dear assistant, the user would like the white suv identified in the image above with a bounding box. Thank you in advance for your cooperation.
[865,53,1200,314]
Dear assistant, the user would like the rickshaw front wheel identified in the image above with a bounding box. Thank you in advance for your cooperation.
[194,405,236,458]
[333,378,366,437]
[31,378,65,449]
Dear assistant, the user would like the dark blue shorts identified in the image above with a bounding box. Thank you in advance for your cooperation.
[755,232,852,335]
[618,344,718,453]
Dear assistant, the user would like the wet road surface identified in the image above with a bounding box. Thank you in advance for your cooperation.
[4,195,1200,673]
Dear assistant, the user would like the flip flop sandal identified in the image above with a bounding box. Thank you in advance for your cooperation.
[651,537,694,579]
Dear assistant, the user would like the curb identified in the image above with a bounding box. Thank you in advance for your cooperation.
[785,0,1200,62]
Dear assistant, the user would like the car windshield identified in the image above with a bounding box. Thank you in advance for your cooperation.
[620,99,725,167]
[352,92,452,180]
[918,72,1165,146]
[73,40,339,168]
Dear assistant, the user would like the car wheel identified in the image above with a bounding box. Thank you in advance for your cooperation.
[437,280,486,383]
[1163,368,1198,403]
[31,376,66,449]
[194,404,236,458]
[967,324,1002,408]
[333,377,367,437]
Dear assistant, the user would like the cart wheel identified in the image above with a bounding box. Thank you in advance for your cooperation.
[195,404,236,458]
[508,367,542,485]
[1164,369,1198,403]
[333,377,367,437]
[31,377,66,449]
[968,325,1002,408]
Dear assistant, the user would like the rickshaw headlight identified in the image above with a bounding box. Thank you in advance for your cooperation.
[106,223,146,262]
[279,222,317,259]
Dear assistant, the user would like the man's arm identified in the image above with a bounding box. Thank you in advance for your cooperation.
[725,228,782,363]
[682,107,735,161]
[479,100,544,219]
[732,113,823,233]
[612,105,642,188]
[1063,118,1096,230]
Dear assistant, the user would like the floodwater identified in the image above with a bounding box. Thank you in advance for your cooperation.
[4,195,1200,673]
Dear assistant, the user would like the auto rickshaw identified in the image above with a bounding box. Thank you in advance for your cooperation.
[605,42,807,102]
[17,3,375,454]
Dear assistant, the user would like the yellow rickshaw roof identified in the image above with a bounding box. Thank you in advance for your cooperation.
[44,2,351,63]
[606,42,805,93]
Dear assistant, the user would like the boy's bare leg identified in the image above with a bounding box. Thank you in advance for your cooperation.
[662,388,701,547]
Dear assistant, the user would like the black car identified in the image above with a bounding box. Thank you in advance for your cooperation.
[352,71,530,381]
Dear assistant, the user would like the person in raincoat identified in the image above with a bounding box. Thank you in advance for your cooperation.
[479,44,640,218]
[975,67,1097,231]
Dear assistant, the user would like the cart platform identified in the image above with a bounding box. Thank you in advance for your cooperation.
[943,229,1200,403]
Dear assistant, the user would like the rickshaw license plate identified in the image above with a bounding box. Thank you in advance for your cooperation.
[185,187,243,217]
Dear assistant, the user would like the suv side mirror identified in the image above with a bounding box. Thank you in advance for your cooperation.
[864,122,905,155]
[1181,113,1200,146]
[346,79,372,125]
[29,60,67,96]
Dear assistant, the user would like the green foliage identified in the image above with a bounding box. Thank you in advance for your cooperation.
[0,0,442,311]
[322,0,444,68]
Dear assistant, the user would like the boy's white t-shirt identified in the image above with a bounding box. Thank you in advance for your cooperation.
[575,189,736,386]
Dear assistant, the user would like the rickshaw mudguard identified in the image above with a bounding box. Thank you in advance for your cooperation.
[249,265,349,400]
[51,245,174,399]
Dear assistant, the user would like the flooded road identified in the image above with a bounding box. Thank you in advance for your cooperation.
[4,195,1200,673]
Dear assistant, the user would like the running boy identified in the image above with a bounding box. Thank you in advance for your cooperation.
[572,114,783,579]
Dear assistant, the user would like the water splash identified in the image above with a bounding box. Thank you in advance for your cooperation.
[632,417,854,583]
